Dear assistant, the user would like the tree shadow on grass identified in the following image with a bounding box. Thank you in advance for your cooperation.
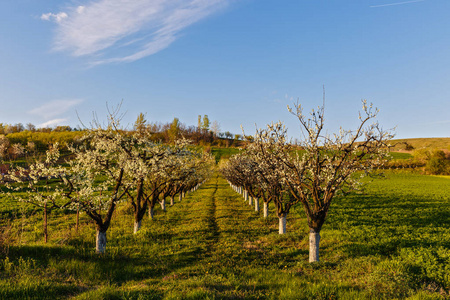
[2,242,218,299]
[204,283,275,299]
[328,193,450,259]
[6,244,78,264]
[0,282,88,300]
[331,193,450,228]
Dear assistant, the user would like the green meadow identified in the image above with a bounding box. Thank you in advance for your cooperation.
[0,170,449,299]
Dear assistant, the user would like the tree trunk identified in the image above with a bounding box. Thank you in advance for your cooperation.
[309,229,321,263]
[43,201,48,243]
[133,220,141,234]
[254,197,259,212]
[76,204,80,232]
[96,230,107,254]
[249,196,253,206]
[278,214,287,234]
[160,199,166,211]
[263,202,269,218]
[244,190,248,202]
[149,207,154,220]
[170,196,175,206]
[179,193,182,202]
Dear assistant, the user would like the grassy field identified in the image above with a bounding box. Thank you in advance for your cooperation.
[210,147,242,162]
[388,152,414,160]
[0,170,449,299]
[390,138,450,151]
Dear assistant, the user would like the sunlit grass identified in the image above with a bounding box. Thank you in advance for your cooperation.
[0,170,448,299]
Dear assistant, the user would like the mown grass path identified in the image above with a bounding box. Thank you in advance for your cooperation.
[0,171,449,299]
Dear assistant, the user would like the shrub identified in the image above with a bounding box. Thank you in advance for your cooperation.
[425,150,449,175]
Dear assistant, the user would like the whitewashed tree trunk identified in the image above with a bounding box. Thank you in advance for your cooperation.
[160,199,166,211]
[244,190,248,202]
[254,197,259,212]
[170,196,175,206]
[263,202,269,218]
[309,229,321,263]
[96,230,107,253]
[179,193,182,202]
[149,207,154,220]
[133,220,141,234]
[182,192,185,198]
[278,214,287,234]
[249,196,253,206]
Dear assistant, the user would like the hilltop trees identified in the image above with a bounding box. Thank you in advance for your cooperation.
[168,118,180,142]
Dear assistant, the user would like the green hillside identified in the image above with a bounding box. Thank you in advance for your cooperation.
[390,137,450,151]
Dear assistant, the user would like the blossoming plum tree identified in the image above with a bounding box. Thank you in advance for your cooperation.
[63,126,129,253]
[280,100,393,262]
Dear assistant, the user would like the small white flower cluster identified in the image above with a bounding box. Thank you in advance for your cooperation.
[3,142,66,210]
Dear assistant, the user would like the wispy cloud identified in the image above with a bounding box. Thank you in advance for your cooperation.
[370,0,426,8]
[39,119,68,128]
[273,93,295,104]
[41,0,230,65]
[28,99,84,119]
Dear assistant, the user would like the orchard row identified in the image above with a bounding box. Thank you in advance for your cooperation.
[3,114,214,253]
[221,101,393,263]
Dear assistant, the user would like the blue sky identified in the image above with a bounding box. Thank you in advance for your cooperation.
[0,0,449,139]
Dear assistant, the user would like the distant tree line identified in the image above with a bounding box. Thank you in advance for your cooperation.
[0,122,79,135]
[134,113,243,147]
[0,115,244,163]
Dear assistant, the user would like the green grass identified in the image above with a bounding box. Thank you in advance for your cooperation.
[389,152,414,160]
[211,147,241,162]
[0,171,449,299]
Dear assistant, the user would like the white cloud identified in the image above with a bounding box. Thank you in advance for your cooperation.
[28,99,84,119]
[39,119,68,128]
[42,0,230,65]
[76,6,85,14]
[40,12,68,23]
